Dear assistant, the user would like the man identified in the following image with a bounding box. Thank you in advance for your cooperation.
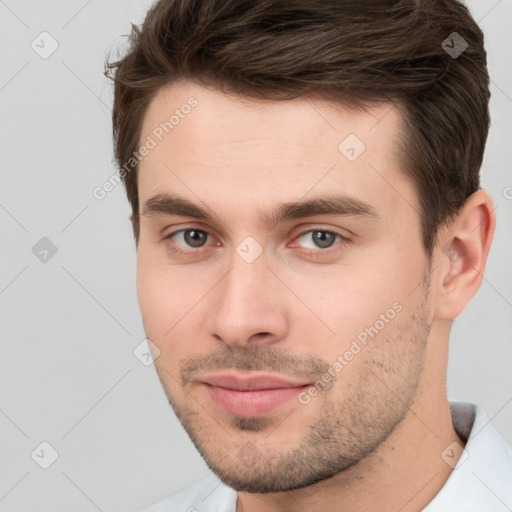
[105,0,512,510]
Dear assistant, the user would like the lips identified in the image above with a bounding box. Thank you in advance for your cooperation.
[200,373,310,417]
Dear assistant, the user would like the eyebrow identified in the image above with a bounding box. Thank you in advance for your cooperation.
[141,192,378,227]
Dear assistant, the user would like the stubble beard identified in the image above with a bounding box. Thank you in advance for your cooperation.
[156,294,431,493]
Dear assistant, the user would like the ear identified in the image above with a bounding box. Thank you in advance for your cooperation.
[434,189,496,321]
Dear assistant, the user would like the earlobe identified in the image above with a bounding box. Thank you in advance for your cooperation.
[434,189,496,320]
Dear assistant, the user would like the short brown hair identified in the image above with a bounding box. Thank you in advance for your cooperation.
[105,0,490,256]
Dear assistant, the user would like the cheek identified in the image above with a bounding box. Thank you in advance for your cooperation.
[304,255,426,361]
[305,268,403,337]
[136,262,189,386]
[136,249,216,368]
[137,257,162,332]
[136,250,184,340]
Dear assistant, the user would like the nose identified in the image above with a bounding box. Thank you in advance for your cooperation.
[206,250,289,348]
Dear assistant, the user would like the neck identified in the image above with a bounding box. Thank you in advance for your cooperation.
[236,323,464,512]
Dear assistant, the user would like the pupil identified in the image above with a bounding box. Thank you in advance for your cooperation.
[185,230,206,247]
[313,231,334,248]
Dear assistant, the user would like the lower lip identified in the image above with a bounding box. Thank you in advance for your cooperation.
[203,384,308,417]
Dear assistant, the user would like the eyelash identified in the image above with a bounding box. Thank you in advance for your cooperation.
[163,226,349,258]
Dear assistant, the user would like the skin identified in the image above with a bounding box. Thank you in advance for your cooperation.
[135,80,495,512]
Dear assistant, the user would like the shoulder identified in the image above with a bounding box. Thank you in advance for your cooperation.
[141,473,237,512]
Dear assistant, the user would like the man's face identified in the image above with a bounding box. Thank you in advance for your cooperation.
[136,81,434,492]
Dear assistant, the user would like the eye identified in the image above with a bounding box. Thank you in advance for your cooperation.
[164,228,214,252]
[291,229,346,251]
[163,226,348,257]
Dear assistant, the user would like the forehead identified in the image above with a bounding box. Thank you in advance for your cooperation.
[140,80,405,156]
[137,80,416,224]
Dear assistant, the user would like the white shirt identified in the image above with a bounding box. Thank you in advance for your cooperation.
[142,402,512,511]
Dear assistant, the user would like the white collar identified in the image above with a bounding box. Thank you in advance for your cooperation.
[423,401,512,511]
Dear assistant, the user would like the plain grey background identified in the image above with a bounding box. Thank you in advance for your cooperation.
[0,0,511,510]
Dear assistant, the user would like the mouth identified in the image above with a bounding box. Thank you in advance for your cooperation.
[199,373,311,417]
